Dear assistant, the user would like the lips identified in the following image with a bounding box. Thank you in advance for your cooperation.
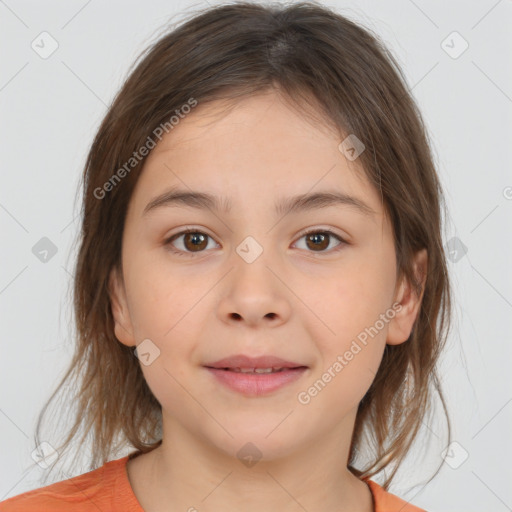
[204,354,307,371]
[203,354,309,396]
[205,366,308,396]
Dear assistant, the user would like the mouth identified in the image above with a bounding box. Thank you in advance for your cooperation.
[204,353,307,371]
[203,354,309,396]
[204,365,308,396]
[205,366,307,373]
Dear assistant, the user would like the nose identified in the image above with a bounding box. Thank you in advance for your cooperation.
[216,253,292,329]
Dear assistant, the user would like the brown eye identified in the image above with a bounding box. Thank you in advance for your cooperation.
[166,228,346,257]
[166,230,217,255]
[183,232,208,251]
[295,230,346,253]
[305,232,329,251]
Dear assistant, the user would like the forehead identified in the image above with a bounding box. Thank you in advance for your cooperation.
[130,91,384,220]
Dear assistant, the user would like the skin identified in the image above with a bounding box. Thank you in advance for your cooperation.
[109,89,427,512]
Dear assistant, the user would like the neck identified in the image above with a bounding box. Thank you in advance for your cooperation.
[127,411,374,512]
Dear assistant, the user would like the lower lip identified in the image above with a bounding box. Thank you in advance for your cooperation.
[205,367,308,396]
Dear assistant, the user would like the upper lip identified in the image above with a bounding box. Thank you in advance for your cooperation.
[204,354,307,369]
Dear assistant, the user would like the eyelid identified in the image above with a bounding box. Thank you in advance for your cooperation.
[294,226,348,243]
[164,226,220,255]
[164,225,349,256]
[291,227,348,254]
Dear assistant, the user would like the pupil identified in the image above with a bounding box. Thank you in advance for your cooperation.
[308,233,328,251]
[185,232,207,251]
[182,232,330,252]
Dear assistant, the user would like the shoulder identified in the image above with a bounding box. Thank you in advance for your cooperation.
[364,478,428,512]
[0,455,131,512]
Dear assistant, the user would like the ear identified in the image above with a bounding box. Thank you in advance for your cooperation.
[108,266,136,347]
[386,248,428,346]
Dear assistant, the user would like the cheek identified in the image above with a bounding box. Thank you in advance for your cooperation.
[125,264,209,412]
[301,348,382,416]
[311,257,392,385]
[330,251,395,333]
[125,252,203,340]
[138,359,200,425]
[304,273,389,412]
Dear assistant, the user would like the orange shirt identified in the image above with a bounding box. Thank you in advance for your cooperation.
[0,453,426,511]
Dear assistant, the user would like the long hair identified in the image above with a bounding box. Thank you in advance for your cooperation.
[34,0,452,489]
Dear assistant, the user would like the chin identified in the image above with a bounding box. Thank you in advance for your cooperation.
[206,424,306,465]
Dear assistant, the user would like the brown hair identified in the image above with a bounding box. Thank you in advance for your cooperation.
[34,0,452,489]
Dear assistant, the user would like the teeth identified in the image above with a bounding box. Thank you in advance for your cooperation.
[231,367,284,373]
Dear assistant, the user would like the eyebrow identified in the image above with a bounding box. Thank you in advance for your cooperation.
[142,186,377,218]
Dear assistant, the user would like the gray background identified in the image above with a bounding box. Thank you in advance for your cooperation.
[1,1,511,510]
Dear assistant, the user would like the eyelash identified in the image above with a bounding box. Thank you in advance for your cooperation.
[164,228,348,257]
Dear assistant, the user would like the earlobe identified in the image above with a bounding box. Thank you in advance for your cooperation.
[108,266,137,347]
[386,248,428,346]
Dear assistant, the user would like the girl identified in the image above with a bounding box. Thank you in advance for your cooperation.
[0,1,452,511]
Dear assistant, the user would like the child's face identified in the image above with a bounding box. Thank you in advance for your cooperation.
[109,90,424,461]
